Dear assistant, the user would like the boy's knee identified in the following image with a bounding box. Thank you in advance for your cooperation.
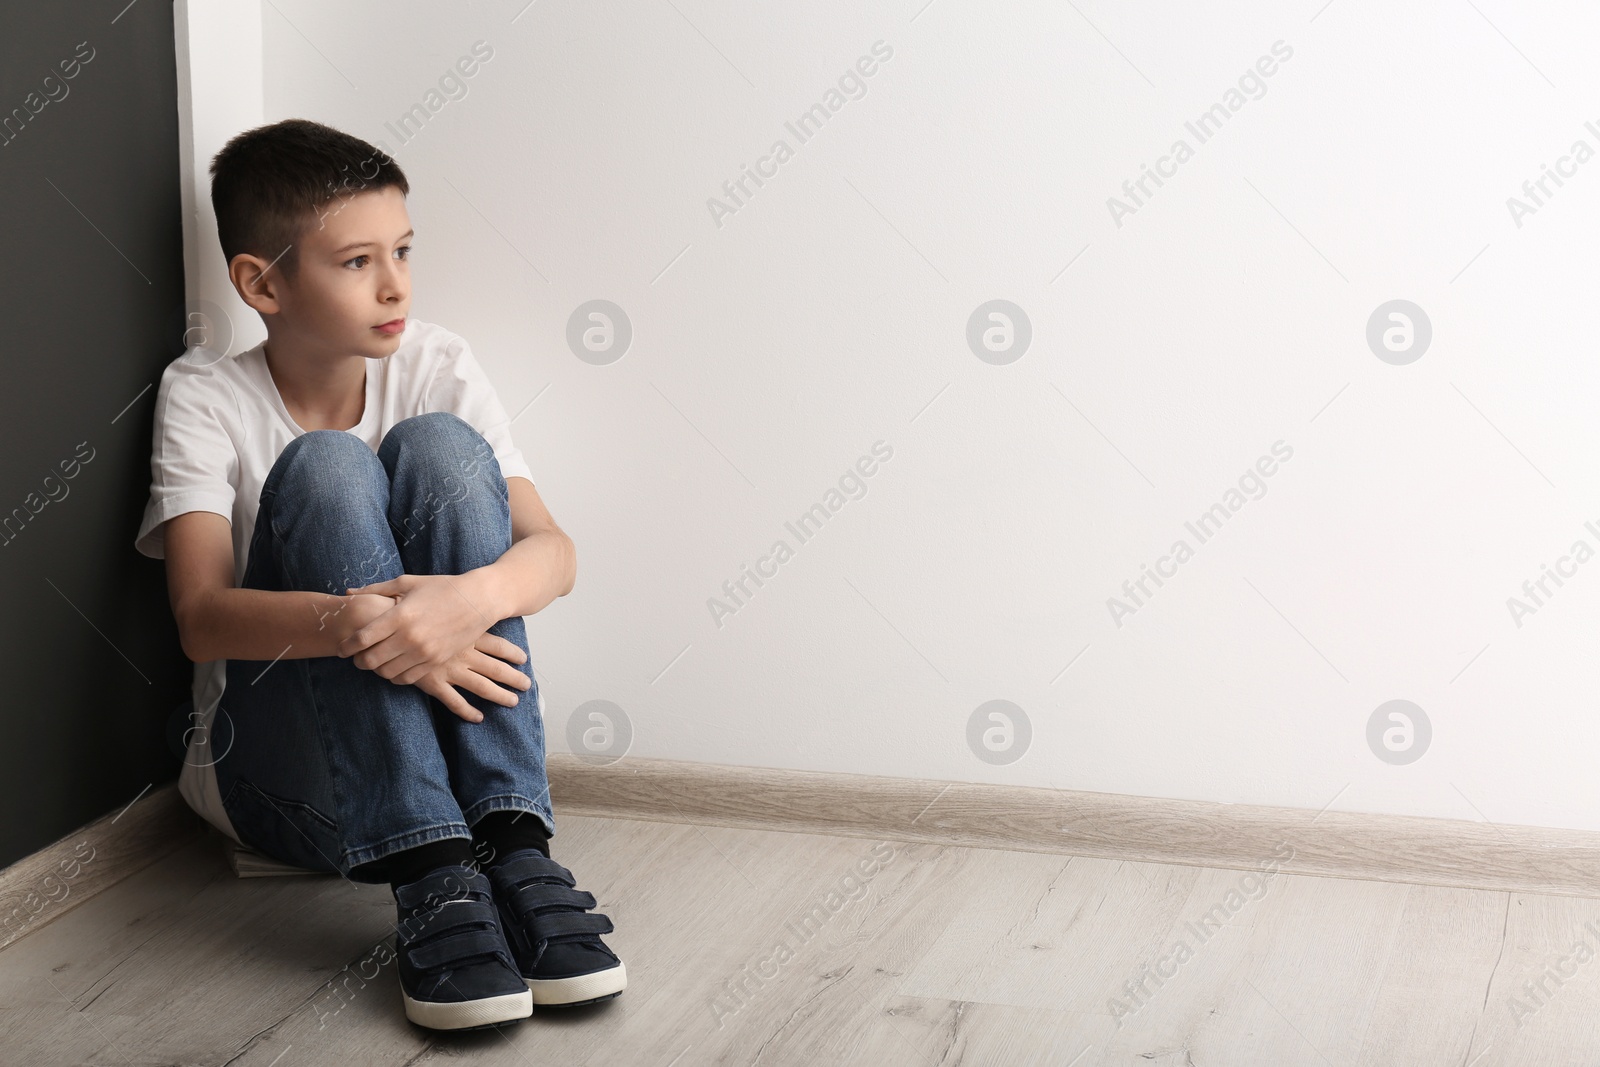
[389,410,475,444]
[272,431,384,507]
[380,411,496,478]
[280,428,378,469]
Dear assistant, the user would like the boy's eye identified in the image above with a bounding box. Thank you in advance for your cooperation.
[344,247,411,270]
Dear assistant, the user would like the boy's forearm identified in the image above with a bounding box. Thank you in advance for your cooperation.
[182,587,359,664]
[181,527,573,662]
[465,528,576,622]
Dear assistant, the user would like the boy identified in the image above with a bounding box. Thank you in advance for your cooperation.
[133,118,624,1031]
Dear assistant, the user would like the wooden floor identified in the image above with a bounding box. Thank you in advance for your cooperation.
[3,813,1599,1066]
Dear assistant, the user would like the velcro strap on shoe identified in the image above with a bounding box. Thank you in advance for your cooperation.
[492,852,575,890]
[394,867,489,911]
[527,910,614,945]
[395,899,498,944]
[507,883,596,922]
[407,927,509,971]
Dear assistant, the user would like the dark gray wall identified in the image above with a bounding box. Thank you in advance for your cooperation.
[0,2,189,867]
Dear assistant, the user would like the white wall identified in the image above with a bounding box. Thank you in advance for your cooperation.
[181,0,1600,833]
[174,0,262,358]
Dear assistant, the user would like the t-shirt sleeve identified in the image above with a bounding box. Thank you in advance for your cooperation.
[133,355,239,560]
[424,335,535,486]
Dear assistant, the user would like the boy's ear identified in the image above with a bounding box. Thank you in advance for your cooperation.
[228,251,287,315]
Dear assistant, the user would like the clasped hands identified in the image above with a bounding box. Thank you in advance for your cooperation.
[333,572,529,724]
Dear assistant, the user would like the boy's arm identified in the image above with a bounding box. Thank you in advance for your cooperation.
[164,511,391,663]
[471,476,576,618]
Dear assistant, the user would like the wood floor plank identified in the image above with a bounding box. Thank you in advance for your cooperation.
[1343,884,1507,1065]
[898,854,1202,1017]
[0,837,245,1067]
[522,829,948,1066]
[0,835,225,1007]
[37,849,394,1065]
[863,996,1111,1067]
[676,839,994,1065]
[1432,890,1600,1064]
[1096,871,1412,1065]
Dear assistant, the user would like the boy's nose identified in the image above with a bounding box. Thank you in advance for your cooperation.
[377,267,407,301]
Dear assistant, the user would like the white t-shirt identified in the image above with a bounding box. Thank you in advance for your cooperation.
[134,318,535,843]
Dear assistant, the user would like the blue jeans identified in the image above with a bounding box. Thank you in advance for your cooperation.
[212,411,555,884]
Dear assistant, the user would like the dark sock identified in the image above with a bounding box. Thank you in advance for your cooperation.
[472,809,551,866]
[355,837,477,892]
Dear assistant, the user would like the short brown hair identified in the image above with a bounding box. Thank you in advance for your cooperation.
[209,118,408,280]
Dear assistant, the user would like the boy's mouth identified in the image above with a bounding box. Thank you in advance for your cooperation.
[374,318,406,335]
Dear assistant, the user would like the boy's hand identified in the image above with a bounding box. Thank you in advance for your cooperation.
[329,592,400,638]
[413,632,532,724]
[337,573,496,685]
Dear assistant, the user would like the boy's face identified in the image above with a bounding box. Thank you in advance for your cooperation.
[239,184,413,359]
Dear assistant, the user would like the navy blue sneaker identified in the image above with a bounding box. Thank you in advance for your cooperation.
[487,850,627,1006]
[392,864,533,1030]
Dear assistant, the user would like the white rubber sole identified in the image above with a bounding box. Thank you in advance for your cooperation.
[528,960,627,1006]
[403,987,533,1030]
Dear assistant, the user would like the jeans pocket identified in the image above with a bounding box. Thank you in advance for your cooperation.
[221,777,342,875]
